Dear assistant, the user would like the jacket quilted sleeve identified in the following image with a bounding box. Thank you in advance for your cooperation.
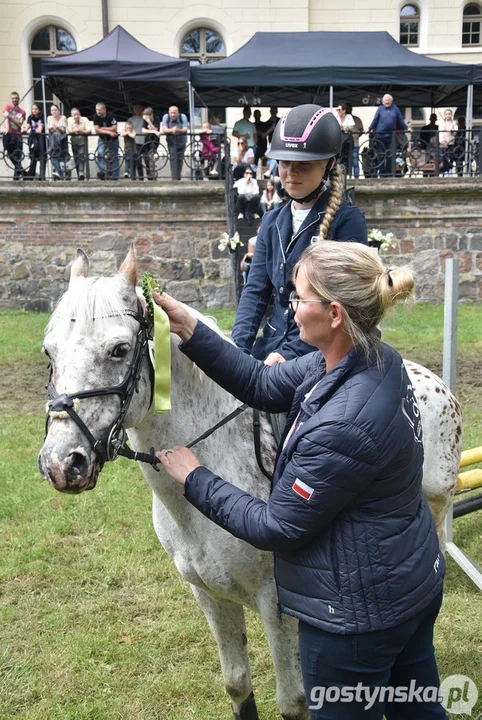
[180,318,313,413]
[231,225,274,354]
[185,419,379,553]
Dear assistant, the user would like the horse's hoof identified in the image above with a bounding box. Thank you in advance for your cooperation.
[232,691,259,720]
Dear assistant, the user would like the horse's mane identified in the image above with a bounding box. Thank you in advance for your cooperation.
[46,276,137,336]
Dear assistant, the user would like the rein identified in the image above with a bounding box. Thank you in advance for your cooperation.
[44,307,273,481]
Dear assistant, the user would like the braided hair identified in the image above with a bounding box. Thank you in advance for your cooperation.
[318,162,344,241]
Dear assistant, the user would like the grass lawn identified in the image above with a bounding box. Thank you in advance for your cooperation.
[0,305,481,720]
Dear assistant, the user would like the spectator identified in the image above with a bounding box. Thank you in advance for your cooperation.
[439,109,457,174]
[419,113,439,151]
[93,102,119,179]
[120,121,137,179]
[260,178,283,214]
[199,121,219,179]
[240,228,260,286]
[454,116,466,177]
[141,107,161,180]
[47,104,69,180]
[23,103,45,180]
[232,107,256,151]
[266,106,281,142]
[368,94,408,177]
[235,167,260,224]
[127,104,146,180]
[162,105,188,181]
[232,104,367,365]
[345,102,364,179]
[209,112,225,135]
[253,109,268,165]
[2,91,26,180]
[232,137,255,181]
[67,108,90,181]
[335,103,355,172]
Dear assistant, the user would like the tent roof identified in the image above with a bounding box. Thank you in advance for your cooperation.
[41,25,190,118]
[192,31,477,107]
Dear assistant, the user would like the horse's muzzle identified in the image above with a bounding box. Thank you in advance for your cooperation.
[38,446,101,493]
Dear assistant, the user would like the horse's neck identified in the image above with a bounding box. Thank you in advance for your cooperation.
[129,342,275,513]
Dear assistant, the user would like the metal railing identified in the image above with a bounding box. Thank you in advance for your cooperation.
[0,131,229,183]
[343,128,481,179]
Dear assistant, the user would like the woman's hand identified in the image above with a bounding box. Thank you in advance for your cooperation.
[155,446,202,485]
[264,352,286,366]
[152,291,198,341]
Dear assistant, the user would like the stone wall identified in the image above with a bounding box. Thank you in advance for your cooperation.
[354,178,482,302]
[1,178,482,311]
[0,183,232,311]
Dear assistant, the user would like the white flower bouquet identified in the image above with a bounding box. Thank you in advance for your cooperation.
[218,231,242,252]
[367,228,397,252]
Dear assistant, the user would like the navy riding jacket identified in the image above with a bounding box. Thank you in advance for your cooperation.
[231,192,367,361]
[181,321,445,635]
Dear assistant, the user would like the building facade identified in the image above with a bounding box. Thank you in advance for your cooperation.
[1,0,482,120]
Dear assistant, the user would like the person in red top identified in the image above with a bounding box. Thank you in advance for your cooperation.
[3,91,26,180]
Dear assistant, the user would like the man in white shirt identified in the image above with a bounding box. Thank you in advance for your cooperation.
[233,107,256,150]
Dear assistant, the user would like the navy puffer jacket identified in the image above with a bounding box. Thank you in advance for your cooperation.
[182,321,445,635]
[232,192,367,361]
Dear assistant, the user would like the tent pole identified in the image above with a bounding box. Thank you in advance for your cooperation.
[329,86,334,111]
[464,83,473,176]
[41,76,48,124]
[188,81,195,134]
[188,81,195,181]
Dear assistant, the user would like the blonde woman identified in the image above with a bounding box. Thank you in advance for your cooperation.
[47,104,68,179]
[154,242,446,720]
[232,104,367,364]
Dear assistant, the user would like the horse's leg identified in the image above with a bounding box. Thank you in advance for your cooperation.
[258,593,308,720]
[190,585,259,719]
[426,496,451,552]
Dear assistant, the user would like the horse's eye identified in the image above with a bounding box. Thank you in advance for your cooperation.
[42,346,51,360]
[111,343,130,359]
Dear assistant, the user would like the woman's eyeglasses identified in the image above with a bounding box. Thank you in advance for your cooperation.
[289,291,330,312]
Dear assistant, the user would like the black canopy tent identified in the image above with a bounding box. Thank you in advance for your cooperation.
[40,26,191,119]
[191,31,478,110]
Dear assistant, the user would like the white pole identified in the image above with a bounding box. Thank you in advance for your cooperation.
[329,86,334,111]
[443,257,482,591]
[188,81,195,135]
[464,84,473,176]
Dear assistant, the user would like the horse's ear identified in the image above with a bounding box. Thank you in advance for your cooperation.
[70,249,89,280]
[117,248,137,286]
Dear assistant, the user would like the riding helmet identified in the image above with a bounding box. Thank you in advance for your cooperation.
[267,104,342,162]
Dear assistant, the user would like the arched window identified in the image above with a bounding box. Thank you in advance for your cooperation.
[30,25,76,111]
[462,4,481,45]
[400,4,420,46]
[180,28,226,65]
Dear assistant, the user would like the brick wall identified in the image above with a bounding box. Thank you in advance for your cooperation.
[1,178,481,311]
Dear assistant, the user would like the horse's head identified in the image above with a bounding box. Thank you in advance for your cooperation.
[38,249,153,493]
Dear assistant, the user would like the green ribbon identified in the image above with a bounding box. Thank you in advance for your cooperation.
[153,302,171,414]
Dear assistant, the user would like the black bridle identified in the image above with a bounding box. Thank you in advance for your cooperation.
[44,305,272,481]
[45,304,160,470]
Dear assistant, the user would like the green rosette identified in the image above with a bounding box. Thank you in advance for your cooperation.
[153,301,171,414]
[142,272,171,414]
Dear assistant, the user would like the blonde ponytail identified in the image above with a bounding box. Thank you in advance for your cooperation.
[318,162,344,240]
[294,241,415,358]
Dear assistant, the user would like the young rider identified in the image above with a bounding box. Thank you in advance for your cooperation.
[232,103,368,365]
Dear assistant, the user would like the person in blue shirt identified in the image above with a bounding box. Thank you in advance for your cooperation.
[368,94,408,177]
[153,241,447,720]
[231,104,368,366]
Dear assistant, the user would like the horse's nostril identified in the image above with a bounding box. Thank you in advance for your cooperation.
[64,452,89,481]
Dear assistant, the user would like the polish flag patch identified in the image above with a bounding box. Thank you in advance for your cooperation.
[292,478,314,500]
